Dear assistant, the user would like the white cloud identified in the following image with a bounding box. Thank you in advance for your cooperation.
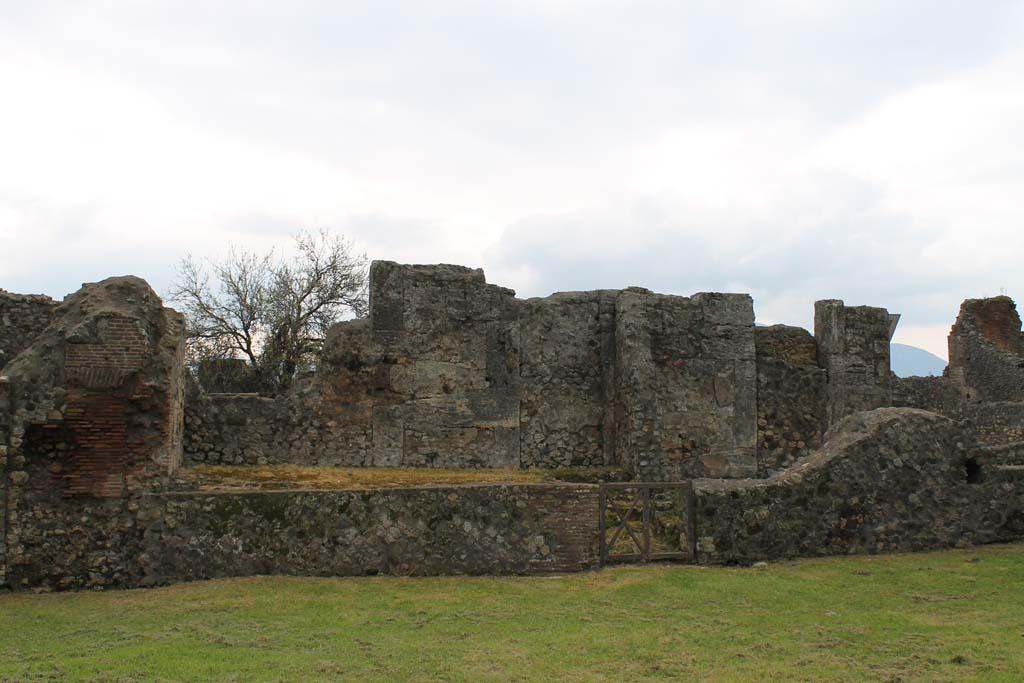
[1,1,1023,359]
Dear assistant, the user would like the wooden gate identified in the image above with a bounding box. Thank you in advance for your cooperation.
[599,482,694,565]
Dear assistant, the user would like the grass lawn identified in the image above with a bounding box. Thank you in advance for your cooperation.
[2,544,1024,682]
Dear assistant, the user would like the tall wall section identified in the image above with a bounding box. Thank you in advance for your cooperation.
[519,291,618,468]
[185,264,765,478]
[948,296,1024,402]
[754,325,826,474]
[893,295,1024,445]
[815,300,895,425]
[0,277,185,589]
[615,290,758,479]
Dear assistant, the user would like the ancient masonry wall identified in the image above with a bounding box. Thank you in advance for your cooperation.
[1,277,185,589]
[892,375,963,417]
[1,378,11,586]
[964,401,1024,447]
[948,296,1024,402]
[519,291,618,468]
[892,295,1024,444]
[614,290,757,479]
[815,300,894,425]
[754,325,826,475]
[186,262,795,478]
[4,267,1024,592]
[4,482,600,590]
[689,409,1024,564]
[10,406,1024,590]
[0,289,58,368]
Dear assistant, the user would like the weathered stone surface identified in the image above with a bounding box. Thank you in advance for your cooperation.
[815,300,894,424]
[615,290,757,479]
[755,325,826,474]
[691,408,1024,564]
[963,400,1024,447]
[4,269,1024,593]
[184,265,760,477]
[892,375,963,417]
[519,291,618,468]
[5,482,600,590]
[0,289,58,370]
[1,277,185,588]
[948,296,1024,402]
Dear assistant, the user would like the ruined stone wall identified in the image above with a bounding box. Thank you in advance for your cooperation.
[176,267,1020,482]
[0,289,58,369]
[948,296,1024,402]
[519,291,617,468]
[754,325,826,475]
[689,409,1024,564]
[0,277,186,589]
[185,393,281,465]
[184,264,762,478]
[367,262,522,468]
[891,375,963,417]
[615,290,757,479]
[4,482,600,590]
[815,300,894,425]
[963,401,1024,447]
[0,378,11,587]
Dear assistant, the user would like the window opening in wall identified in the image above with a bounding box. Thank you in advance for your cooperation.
[964,457,983,485]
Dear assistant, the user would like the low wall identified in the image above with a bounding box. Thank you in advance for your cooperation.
[184,393,286,465]
[690,409,1024,564]
[964,401,1024,447]
[9,407,1024,591]
[4,482,601,590]
[892,375,963,417]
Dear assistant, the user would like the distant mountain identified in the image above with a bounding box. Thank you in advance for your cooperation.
[891,343,947,378]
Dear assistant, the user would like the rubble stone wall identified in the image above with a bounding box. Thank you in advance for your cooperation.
[0,289,58,368]
[948,296,1024,402]
[519,291,618,468]
[184,264,765,478]
[892,375,963,417]
[4,482,600,590]
[815,300,894,425]
[690,408,1024,564]
[6,268,1024,592]
[1,277,185,589]
[615,290,758,479]
[964,401,1024,447]
[754,325,826,475]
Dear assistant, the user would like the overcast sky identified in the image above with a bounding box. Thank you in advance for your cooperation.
[3,1,1023,358]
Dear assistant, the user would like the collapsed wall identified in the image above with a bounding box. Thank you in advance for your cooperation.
[893,295,1024,445]
[948,296,1024,402]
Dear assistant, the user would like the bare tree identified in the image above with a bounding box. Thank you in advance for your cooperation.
[168,230,368,394]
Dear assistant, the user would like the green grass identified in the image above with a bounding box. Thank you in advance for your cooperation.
[3,544,1024,682]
